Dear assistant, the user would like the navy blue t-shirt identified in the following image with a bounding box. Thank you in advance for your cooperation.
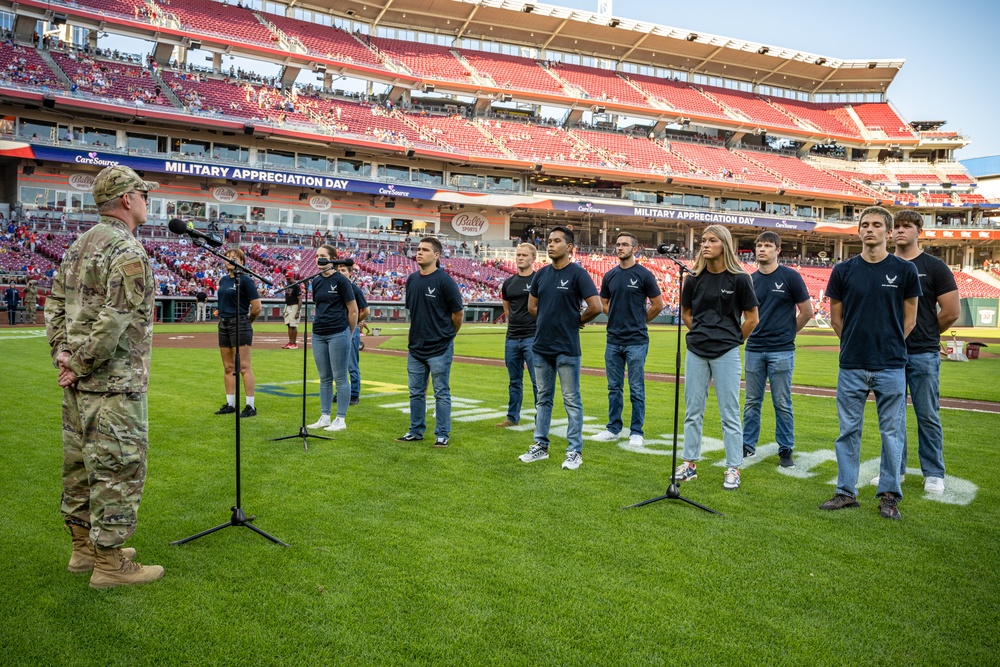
[217,275,259,318]
[312,271,356,335]
[351,282,369,312]
[681,270,758,359]
[530,262,599,358]
[826,254,921,370]
[501,272,537,340]
[746,264,810,353]
[600,263,661,346]
[405,269,464,361]
[906,252,958,355]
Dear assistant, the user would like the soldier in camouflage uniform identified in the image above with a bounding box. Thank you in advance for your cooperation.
[24,280,37,325]
[45,165,165,589]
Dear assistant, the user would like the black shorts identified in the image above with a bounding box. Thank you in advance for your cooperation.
[218,317,254,348]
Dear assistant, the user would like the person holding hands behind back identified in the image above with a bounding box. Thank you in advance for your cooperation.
[215,247,262,418]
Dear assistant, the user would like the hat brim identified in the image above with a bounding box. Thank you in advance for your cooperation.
[141,180,160,192]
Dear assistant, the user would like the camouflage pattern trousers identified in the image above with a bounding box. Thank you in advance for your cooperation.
[61,388,148,547]
[25,302,36,324]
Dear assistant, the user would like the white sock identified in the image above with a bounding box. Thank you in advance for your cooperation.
[246,396,255,408]
[226,394,235,407]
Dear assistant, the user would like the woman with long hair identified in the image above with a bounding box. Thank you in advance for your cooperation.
[215,246,262,418]
[675,225,759,490]
[307,244,358,431]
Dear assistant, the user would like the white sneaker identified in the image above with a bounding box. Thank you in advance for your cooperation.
[628,434,644,447]
[723,467,741,490]
[324,417,347,432]
[562,451,583,470]
[924,476,945,494]
[518,443,549,463]
[871,474,905,486]
[590,430,620,442]
[307,415,331,429]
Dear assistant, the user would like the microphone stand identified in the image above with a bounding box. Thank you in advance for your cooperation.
[270,268,329,451]
[624,253,721,516]
[172,240,289,546]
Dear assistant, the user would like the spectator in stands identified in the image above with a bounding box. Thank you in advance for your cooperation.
[214,247,262,419]
[821,206,920,520]
[518,227,601,470]
[194,287,208,322]
[4,279,20,325]
[24,279,37,325]
[741,231,812,468]
[497,242,539,428]
[868,210,958,494]
[281,273,301,350]
[591,232,664,447]
[338,265,368,405]
[674,225,758,491]
[307,244,357,432]
[395,237,463,448]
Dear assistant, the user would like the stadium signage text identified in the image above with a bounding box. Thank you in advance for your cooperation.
[211,186,239,203]
[451,212,490,236]
[68,173,95,191]
[310,196,332,211]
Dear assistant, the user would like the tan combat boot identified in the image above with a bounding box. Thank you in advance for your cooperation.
[89,545,164,589]
[66,524,135,573]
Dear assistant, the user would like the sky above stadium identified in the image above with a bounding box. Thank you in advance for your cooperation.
[564,0,999,158]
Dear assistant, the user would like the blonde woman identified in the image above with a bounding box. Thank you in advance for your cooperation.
[675,225,758,490]
[215,247,262,418]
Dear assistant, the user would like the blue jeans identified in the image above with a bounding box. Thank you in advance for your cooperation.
[533,353,583,454]
[504,337,537,423]
[742,349,795,454]
[313,329,351,418]
[683,347,744,468]
[904,352,945,478]
[406,341,454,439]
[349,326,362,399]
[605,342,648,436]
[834,367,906,499]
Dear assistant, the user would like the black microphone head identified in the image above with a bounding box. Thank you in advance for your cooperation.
[342,258,355,267]
[168,218,188,234]
[657,243,679,255]
[317,258,332,266]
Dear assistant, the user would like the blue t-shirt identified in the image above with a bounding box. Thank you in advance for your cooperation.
[826,254,921,370]
[351,282,369,312]
[681,270,758,359]
[312,271,356,335]
[745,265,810,353]
[600,263,661,346]
[405,269,464,361]
[530,262,599,358]
[217,275,259,318]
[906,252,958,355]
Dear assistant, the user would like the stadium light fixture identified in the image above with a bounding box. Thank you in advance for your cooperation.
[757,46,769,55]
[686,33,698,41]
[815,57,827,65]
[868,62,877,69]
[522,3,534,12]
[608,18,620,27]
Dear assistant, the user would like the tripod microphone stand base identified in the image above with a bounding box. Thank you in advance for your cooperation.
[171,506,290,546]
[270,426,332,452]
[623,482,723,515]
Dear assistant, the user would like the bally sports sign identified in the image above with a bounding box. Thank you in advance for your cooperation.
[451,212,489,237]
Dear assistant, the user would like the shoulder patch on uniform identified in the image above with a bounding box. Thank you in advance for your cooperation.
[122,261,144,276]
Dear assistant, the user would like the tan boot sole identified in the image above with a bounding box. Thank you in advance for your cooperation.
[89,565,165,589]
[68,548,137,573]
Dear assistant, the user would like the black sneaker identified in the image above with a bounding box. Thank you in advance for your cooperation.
[215,404,236,415]
[239,405,257,418]
[879,493,901,520]
[395,433,423,443]
[433,437,449,448]
[743,447,755,459]
[820,493,860,510]
[779,451,795,468]
[349,397,360,406]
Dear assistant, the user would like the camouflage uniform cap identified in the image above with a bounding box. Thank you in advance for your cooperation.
[91,165,159,205]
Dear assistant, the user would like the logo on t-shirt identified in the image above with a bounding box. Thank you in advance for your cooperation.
[721,288,734,295]
[426,287,437,298]
[523,282,532,292]
[558,280,569,290]
[628,278,639,288]
[328,284,338,293]
[883,274,898,288]
[774,282,784,290]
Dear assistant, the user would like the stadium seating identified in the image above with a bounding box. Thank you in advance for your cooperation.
[922,193,953,204]
[262,15,384,67]
[740,151,871,196]
[668,143,781,186]
[895,173,942,184]
[309,97,422,145]
[370,37,471,81]
[50,51,174,106]
[405,114,508,158]
[851,102,915,139]
[70,0,156,21]
[570,129,690,173]
[0,44,64,89]
[768,99,862,138]
[480,119,601,165]
[156,0,280,47]
[552,63,649,106]
[958,193,988,205]
[623,74,728,118]
[163,71,313,125]
[954,271,1000,298]
[457,50,566,95]
[698,86,800,129]
[946,173,975,184]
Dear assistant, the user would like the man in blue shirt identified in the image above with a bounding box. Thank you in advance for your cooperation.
[821,206,920,520]
[497,242,538,428]
[339,264,370,405]
[396,237,464,448]
[518,227,601,470]
[742,231,812,468]
[591,233,663,447]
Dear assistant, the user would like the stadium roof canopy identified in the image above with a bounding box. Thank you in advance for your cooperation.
[311,0,904,94]
[962,156,1000,179]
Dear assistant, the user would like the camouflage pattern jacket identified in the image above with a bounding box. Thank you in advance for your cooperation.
[46,216,155,393]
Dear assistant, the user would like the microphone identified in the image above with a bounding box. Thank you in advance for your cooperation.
[317,257,355,267]
[656,243,680,255]
[168,218,224,248]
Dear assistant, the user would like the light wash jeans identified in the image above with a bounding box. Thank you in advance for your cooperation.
[834,367,906,499]
[903,352,945,479]
[313,329,352,418]
[605,342,648,436]
[742,349,796,455]
[406,341,454,439]
[504,337,537,424]
[683,347,744,468]
[533,353,583,454]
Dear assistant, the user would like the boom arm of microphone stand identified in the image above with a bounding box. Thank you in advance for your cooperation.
[659,253,691,274]
[193,240,274,286]
[284,269,327,291]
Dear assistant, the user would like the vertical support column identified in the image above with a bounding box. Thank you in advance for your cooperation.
[213,52,222,73]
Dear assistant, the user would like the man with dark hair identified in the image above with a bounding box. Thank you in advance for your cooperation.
[4,280,20,325]
[591,232,663,447]
[340,264,369,405]
[281,274,301,349]
[396,237,464,447]
[518,227,602,470]
[869,210,958,494]
[497,242,538,427]
[742,230,812,468]
[821,206,920,520]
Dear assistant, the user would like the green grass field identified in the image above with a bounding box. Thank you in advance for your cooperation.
[2,324,998,666]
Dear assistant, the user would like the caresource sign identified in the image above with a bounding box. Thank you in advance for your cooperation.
[451,212,490,236]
